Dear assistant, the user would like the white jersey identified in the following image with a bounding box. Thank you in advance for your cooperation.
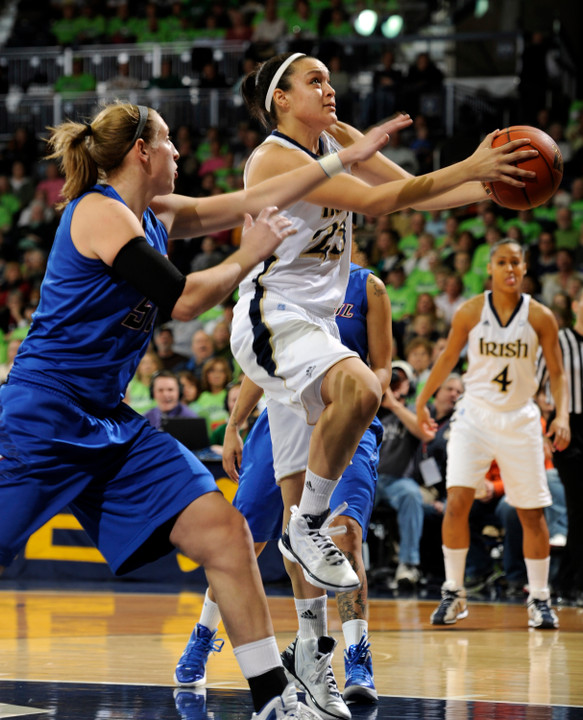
[239,130,352,317]
[464,291,539,411]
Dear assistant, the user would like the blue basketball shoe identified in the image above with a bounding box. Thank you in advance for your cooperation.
[174,623,225,686]
[343,635,377,703]
[173,687,207,720]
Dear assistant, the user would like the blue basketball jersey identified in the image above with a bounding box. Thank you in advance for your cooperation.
[10,184,165,411]
[335,263,384,444]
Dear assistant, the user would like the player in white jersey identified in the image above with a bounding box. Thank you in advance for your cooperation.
[231,51,540,595]
[416,239,571,629]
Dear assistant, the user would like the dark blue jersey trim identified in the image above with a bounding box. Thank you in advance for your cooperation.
[250,258,278,377]
[271,130,324,159]
[487,290,524,328]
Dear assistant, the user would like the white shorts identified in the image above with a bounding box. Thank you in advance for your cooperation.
[446,395,551,509]
[231,292,358,425]
[267,399,312,482]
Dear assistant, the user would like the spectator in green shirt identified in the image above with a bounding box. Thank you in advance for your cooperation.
[192,357,233,434]
[385,263,417,322]
[398,211,426,258]
[452,250,484,297]
[54,57,96,96]
[555,207,579,250]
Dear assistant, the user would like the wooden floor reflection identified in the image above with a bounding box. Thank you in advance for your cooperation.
[0,588,582,719]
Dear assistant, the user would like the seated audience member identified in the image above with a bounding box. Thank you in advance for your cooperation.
[105,56,143,92]
[504,208,543,246]
[370,228,403,278]
[403,231,436,277]
[401,312,440,350]
[375,362,426,588]
[470,226,504,281]
[434,272,465,326]
[207,381,258,455]
[54,56,97,96]
[184,329,215,380]
[398,211,426,259]
[436,214,459,262]
[190,236,226,272]
[177,369,202,407]
[452,250,483,297]
[530,230,558,282]
[411,373,464,579]
[191,356,232,433]
[153,325,188,371]
[404,336,434,398]
[211,319,236,371]
[125,350,162,415]
[144,370,199,431]
[35,161,65,210]
[385,263,417,354]
[541,248,583,307]
[9,160,35,210]
[554,207,579,251]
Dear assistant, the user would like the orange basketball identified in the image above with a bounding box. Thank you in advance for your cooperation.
[484,125,563,211]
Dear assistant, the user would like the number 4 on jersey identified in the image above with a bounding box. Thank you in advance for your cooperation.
[492,364,512,392]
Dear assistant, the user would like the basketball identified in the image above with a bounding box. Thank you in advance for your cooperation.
[484,125,563,210]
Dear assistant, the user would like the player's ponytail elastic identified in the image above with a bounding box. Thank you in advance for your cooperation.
[46,120,99,210]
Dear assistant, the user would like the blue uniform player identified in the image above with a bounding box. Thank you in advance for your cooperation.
[0,102,399,720]
[175,262,392,717]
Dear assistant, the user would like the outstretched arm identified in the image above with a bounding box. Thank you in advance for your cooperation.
[328,120,499,209]
[247,129,537,218]
[152,114,412,240]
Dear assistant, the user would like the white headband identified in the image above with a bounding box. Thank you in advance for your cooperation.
[264,53,305,113]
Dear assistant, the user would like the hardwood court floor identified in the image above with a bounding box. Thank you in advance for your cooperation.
[1,588,582,719]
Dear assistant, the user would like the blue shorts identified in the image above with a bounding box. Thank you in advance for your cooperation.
[233,410,379,543]
[0,380,219,574]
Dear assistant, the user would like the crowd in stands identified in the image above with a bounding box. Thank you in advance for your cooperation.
[1,0,583,603]
[6,0,375,50]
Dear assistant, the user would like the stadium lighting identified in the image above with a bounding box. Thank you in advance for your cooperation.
[474,0,489,17]
[381,14,404,38]
[354,9,378,36]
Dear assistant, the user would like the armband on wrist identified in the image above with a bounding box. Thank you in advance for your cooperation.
[318,152,345,178]
[481,181,492,197]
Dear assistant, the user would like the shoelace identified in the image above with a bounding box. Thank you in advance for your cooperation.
[345,637,372,681]
[182,633,224,665]
[306,650,341,697]
[295,503,349,565]
[529,598,553,619]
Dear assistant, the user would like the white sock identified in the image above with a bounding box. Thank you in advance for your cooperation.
[295,595,328,639]
[233,636,282,679]
[199,588,222,631]
[525,557,551,600]
[443,546,468,589]
[342,619,368,649]
[298,468,338,516]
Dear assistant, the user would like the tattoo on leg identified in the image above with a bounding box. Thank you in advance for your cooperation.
[336,550,366,622]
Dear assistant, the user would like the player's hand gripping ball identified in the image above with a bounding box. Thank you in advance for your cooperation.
[484,125,563,210]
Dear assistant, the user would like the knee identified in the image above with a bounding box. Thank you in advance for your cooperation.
[518,508,546,533]
[359,374,383,420]
[444,492,472,522]
[172,503,254,569]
